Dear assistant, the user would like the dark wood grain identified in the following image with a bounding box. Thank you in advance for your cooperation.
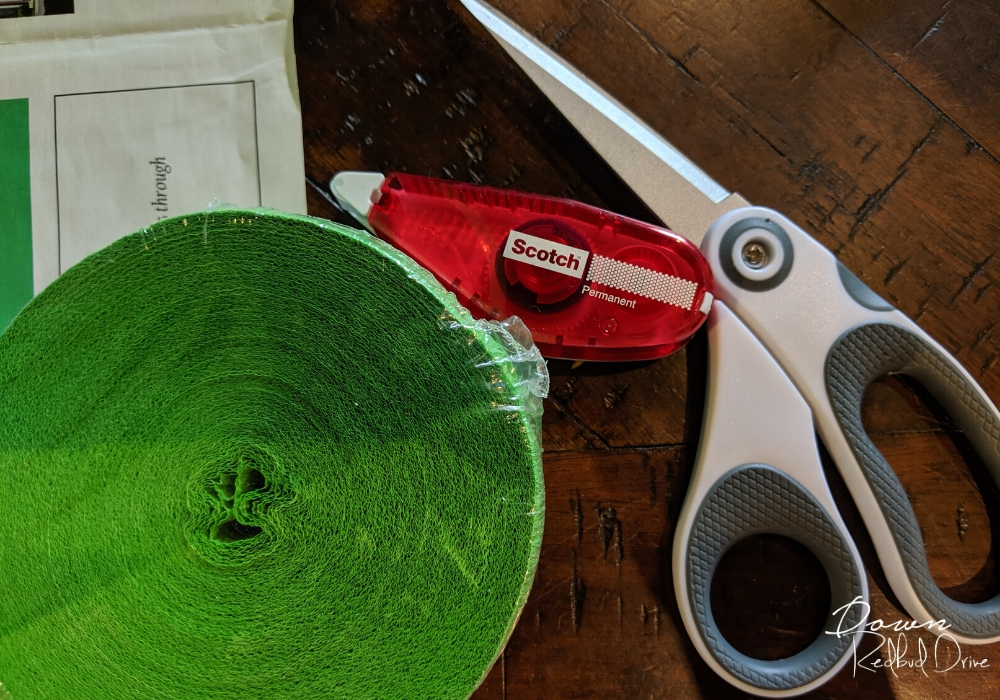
[293,1,1000,697]
[818,0,1000,157]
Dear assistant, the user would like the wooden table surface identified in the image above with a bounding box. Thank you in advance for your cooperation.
[293,1,1000,697]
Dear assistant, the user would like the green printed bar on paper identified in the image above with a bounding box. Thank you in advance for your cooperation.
[0,98,33,331]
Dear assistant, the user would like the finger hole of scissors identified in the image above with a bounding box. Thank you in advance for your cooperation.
[709,533,832,661]
[863,374,1000,604]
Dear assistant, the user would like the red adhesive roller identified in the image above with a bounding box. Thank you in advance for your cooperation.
[348,172,714,362]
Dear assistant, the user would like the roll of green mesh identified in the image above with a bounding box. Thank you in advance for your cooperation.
[0,210,546,699]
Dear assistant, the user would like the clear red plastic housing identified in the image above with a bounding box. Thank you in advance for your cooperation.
[368,173,714,361]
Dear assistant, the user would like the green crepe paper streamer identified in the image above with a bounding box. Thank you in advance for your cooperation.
[0,209,547,699]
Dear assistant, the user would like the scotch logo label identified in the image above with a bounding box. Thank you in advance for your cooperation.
[502,231,590,279]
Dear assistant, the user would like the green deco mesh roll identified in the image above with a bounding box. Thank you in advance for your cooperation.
[0,210,547,699]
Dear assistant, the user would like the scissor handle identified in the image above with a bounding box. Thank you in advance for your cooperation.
[701,206,1000,645]
[674,301,867,696]
[826,319,1000,640]
[682,465,866,696]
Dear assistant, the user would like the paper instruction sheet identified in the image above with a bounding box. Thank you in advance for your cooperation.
[0,0,307,328]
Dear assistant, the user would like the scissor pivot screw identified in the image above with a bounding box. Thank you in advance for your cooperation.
[742,242,768,269]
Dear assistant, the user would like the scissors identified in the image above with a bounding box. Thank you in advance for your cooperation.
[329,0,1000,695]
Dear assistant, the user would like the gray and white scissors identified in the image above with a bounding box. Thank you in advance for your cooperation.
[332,1,1000,695]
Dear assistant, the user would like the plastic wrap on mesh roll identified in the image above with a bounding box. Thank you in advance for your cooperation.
[0,208,547,699]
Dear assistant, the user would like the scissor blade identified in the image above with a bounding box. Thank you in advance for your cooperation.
[459,0,748,243]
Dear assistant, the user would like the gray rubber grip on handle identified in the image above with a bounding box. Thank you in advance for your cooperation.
[686,465,864,691]
[826,322,1000,638]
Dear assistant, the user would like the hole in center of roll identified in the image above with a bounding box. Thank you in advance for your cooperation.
[208,459,272,544]
[710,534,831,660]
[213,518,264,542]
